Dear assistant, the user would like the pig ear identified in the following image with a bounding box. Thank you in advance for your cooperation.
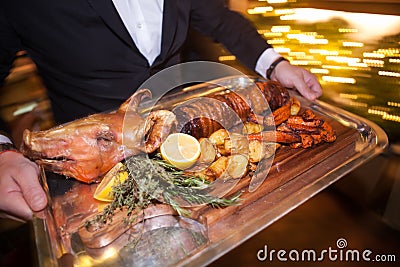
[119,89,152,113]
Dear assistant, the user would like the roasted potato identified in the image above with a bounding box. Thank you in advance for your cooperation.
[226,154,249,179]
[197,138,217,164]
[208,156,229,178]
[242,122,263,134]
[209,129,229,146]
[224,133,249,155]
[249,140,263,163]
[290,97,301,116]
[249,140,279,163]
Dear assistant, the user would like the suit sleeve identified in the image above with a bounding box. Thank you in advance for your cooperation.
[189,0,271,71]
[0,7,21,87]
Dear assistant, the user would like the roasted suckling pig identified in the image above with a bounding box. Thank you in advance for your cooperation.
[174,81,291,139]
[21,89,176,183]
[21,80,336,183]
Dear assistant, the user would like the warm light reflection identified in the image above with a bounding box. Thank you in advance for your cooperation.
[338,28,358,33]
[76,255,93,266]
[363,52,385,58]
[322,76,356,84]
[322,65,360,71]
[377,48,400,57]
[288,51,305,56]
[280,15,296,20]
[363,59,384,67]
[286,33,328,44]
[368,109,400,123]
[348,101,368,108]
[245,5,400,135]
[273,47,291,53]
[348,62,369,68]
[248,6,273,15]
[338,50,354,55]
[271,26,291,32]
[383,114,400,123]
[291,55,315,60]
[326,56,360,64]
[218,55,236,62]
[357,94,375,100]
[342,41,364,47]
[368,109,386,116]
[101,248,118,260]
[370,105,391,112]
[290,60,321,66]
[274,9,295,15]
[268,39,285,44]
[340,93,358,100]
[262,0,288,3]
[74,248,118,266]
[257,29,270,34]
[309,49,339,56]
[388,101,400,107]
[310,68,329,74]
[378,71,400,77]
[290,8,400,42]
[335,97,368,108]
[339,93,374,100]
[262,32,283,37]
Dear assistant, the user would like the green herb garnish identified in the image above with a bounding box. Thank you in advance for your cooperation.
[86,154,240,226]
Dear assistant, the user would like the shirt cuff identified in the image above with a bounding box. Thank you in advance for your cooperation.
[0,134,13,144]
[255,48,282,79]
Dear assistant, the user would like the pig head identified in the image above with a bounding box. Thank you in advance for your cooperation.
[20,89,176,183]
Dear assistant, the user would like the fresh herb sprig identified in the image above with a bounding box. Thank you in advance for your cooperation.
[87,154,240,226]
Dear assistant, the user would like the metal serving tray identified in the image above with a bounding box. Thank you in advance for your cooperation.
[32,76,388,267]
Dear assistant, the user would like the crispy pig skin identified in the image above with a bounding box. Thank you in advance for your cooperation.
[21,89,176,183]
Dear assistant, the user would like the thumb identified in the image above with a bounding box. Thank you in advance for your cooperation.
[17,164,48,212]
[293,78,315,101]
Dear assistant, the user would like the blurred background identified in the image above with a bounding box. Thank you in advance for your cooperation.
[1,0,399,266]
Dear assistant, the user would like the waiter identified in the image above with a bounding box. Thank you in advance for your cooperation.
[0,0,322,221]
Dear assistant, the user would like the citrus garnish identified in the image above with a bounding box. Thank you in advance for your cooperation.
[160,133,201,170]
[94,162,128,202]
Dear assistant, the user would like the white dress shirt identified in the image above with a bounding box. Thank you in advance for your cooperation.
[112,0,280,76]
[112,0,164,66]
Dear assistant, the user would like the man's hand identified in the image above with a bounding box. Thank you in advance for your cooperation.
[0,151,47,222]
[271,60,322,101]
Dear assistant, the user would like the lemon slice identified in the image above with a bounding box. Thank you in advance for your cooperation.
[160,133,201,170]
[94,162,128,202]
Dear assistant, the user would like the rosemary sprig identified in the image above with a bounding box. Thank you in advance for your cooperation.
[86,154,240,226]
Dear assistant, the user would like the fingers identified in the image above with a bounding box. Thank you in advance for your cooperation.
[17,161,47,212]
[0,152,47,221]
[295,71,322,101]
[273,62,322,101]
[303,70,323,99]
[1,191,33,222]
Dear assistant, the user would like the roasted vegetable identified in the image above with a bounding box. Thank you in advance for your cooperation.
[223,133,249,156]
[209,129,229,146]
[248,140,278,163]
[226,154,249,179]
[242,122,263,134]
[290,97,301,115]
[197,138,217,164]
[208,156,229,179]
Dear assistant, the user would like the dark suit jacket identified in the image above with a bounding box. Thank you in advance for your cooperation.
[1,0,271,123]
